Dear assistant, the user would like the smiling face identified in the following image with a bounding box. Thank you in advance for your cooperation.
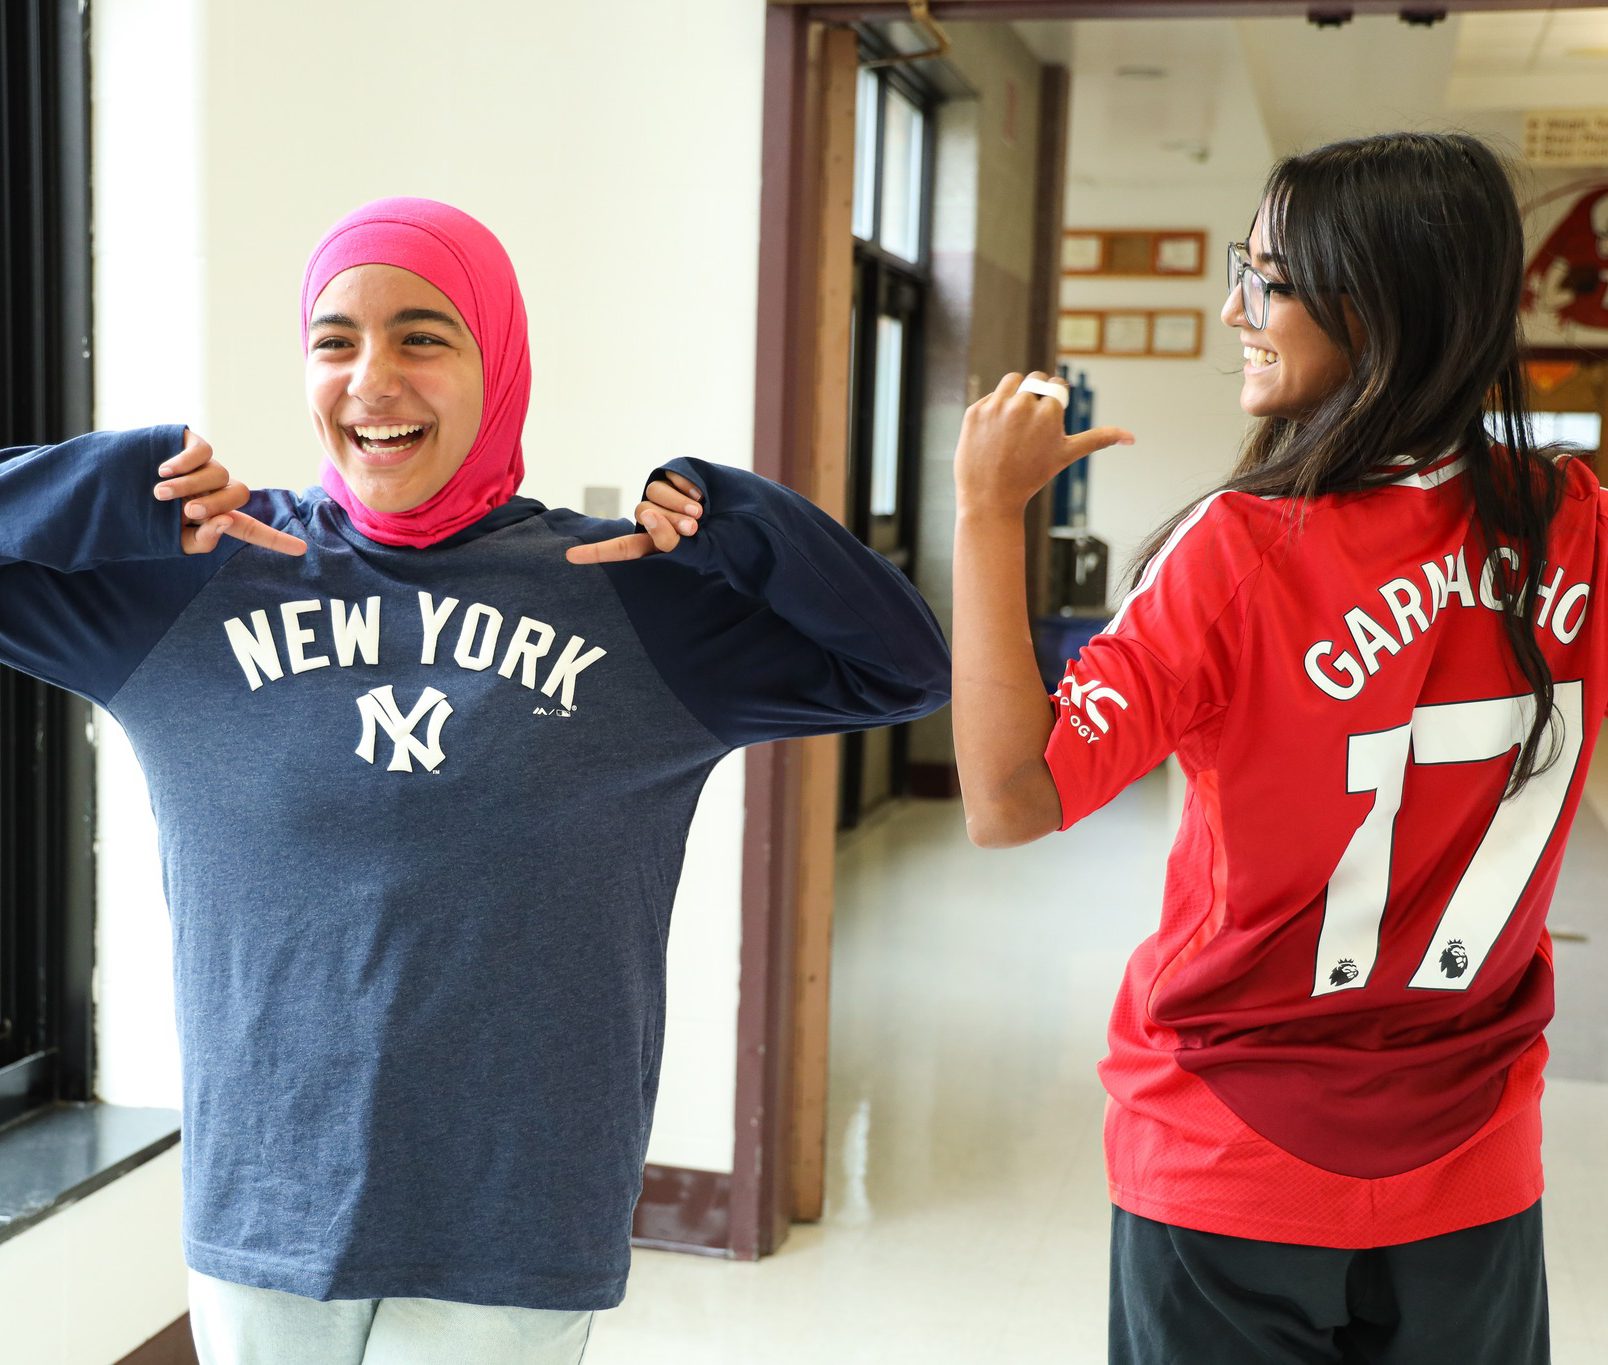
[1222,204,1354,420]
[306,264,485,513]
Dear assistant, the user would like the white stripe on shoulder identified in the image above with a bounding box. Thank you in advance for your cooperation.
[1385,445,1465,489]
[1391,455,1467,489]
[1104,490,1232,637]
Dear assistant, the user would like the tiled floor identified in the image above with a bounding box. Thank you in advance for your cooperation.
[586,772,1608,1364]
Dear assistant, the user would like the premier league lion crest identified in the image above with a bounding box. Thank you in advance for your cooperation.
[1328,958,1360,988]
[1439,939,1470,979]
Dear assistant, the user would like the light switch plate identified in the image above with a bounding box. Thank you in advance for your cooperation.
[582,486,621,519]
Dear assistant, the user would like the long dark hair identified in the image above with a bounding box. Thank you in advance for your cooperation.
[1133,132,1566,795]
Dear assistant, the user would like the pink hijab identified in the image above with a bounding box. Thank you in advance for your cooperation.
[301,197,530,547]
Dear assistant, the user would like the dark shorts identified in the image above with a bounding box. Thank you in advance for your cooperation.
[1109,1202,1548,1365]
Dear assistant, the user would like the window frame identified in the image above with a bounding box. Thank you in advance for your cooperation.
[0,0,97,1128]
[840,44,938,829]
[847,51,936,561]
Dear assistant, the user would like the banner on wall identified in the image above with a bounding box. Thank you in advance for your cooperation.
[1521,180,1608,347]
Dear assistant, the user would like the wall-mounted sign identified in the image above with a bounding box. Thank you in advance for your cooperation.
[1523,112,1608,168]
[1056,308,1204,360]
[1151,311,1203,355]
[1061,234,1103,273]
[1103,313,1149,353]
[1061,228,1207,278]
[1057,312,1101,352]
[1522,181,1608,343]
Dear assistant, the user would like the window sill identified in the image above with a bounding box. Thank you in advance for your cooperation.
[0,1103,180,1247]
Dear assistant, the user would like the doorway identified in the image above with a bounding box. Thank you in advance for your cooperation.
[739,0,1608,1263]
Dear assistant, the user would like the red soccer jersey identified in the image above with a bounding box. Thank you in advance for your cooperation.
[1045,453,1608,1248]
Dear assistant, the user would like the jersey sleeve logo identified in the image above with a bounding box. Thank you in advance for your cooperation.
[1058,673,1129,740]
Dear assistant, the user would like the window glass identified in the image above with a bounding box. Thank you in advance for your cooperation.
[1532,411,1602,449]
[1484,410,1602,449]
[852,67,879,242]
[878,86,924,263]
[870,315,905,518]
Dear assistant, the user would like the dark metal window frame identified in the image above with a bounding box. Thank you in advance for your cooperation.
[848,37,938,558]
[0,0,97,1128]
[841,42,939,827]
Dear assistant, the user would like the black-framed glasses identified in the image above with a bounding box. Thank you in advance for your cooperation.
[1227,241,1295,331]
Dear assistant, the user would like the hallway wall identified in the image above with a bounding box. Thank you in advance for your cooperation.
[910,22,1045,773]
[4,5,770,1358]
[89,0,764,1177]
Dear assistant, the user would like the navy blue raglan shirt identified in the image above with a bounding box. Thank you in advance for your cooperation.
[0,427,950,1309]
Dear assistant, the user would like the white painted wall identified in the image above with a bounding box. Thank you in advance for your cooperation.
[88,0,765,1163]
[90,0,203,1114]
[0,1147,186,1365]
[26,6,765,1349]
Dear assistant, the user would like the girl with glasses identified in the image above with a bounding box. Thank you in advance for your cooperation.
[951,131,1602,1364]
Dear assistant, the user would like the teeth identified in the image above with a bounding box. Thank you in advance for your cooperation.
[1242,347,1279,367]
[353,423,425,440]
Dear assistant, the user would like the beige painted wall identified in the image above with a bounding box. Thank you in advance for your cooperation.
[910,22,1045,770]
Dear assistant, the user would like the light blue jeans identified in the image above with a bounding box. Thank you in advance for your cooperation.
[188,1271,593,1365]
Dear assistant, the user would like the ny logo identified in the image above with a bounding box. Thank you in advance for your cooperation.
[1059,675,1129,734]
[355,685,454,773]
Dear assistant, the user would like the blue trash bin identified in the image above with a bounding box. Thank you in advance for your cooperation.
[1034,612,1109,693]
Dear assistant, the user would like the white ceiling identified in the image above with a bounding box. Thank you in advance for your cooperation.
[1022,19,1272,182]
[1235,14,1466,157]
[1450,6,1608,106]
[1457,6,1608,63]
[1010,7,1608,170]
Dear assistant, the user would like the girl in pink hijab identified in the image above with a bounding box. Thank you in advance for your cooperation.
[299,197,532,548]
[50,195,944,1364]
[303,198,537,549]
[173,195,700,560]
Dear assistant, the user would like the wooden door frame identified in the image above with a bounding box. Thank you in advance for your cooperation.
[736,0,1607,1262]
[734,9,853,1259]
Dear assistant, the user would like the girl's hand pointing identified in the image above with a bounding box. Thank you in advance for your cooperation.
[156,429,307,556]
[566,468,704,565]
[954,372,1133,516]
